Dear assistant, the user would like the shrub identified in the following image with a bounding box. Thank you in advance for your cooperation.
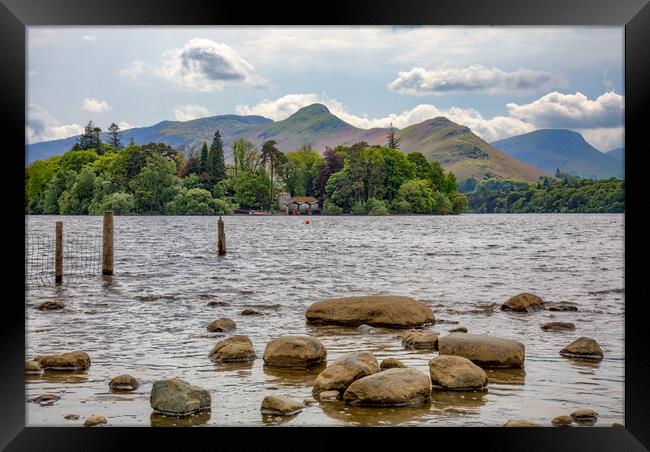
[366,198,389,215]
[350,200,368,215]
[323,200,343,215]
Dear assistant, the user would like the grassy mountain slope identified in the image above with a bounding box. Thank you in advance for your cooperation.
[491,129,623,179]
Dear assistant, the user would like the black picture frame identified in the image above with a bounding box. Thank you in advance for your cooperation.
[3,0,649,449]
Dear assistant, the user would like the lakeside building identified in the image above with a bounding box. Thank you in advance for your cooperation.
[278,192,320,214]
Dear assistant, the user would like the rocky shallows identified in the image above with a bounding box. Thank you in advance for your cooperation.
[305,295,435,328]
[209,335,256,363]
[150,378,211,416]
[541,322,575,332]
[402,330,438,350]
[560,338,604,361]
[438,333,525,368]
[503,419,541,427]
[207,318,236,332]
[428,355,488,391]
[501,293,543,312]
[108,374,140,391]
[33,351,91,371]
[312,352,380,399]
[342,368,431,406]
[260,396,305,416]
[84,415,107,427]
[263,335,327,368]
[380,358,406,370]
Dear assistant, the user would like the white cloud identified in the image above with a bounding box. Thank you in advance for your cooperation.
[82,97,112,113]
[236,90,623,150]
[388,65,567,96]
[82,34,98,42]
[173,104,214,121]
[26,104,84,143]
[119,60,147,79]
[507,91,624,129]
[156,38,266,92]
[116,121,136,131]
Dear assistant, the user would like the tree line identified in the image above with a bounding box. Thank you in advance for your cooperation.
[25,122,469,216]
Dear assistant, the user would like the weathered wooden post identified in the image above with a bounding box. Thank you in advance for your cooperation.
[55,221,63,284]
[102,211,114,275]
[218,216,226,256]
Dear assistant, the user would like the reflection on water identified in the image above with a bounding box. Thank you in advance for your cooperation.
[150,411,211,427]
[25,214,624,426]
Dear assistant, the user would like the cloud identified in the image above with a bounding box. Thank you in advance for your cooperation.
[506,91,624,129]
[82,98,112,113]
[236,90,623,150]
[119,60,147,79]
[26,104,84,143]
[156,38,265,92]
[116,121,135,131]
[173,104,214,121]
[388,65,566,96]
[82,34,98,42]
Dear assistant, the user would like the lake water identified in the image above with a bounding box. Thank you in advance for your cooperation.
[25,214,625,427]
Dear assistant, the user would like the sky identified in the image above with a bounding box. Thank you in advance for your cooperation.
[27,26,624,151]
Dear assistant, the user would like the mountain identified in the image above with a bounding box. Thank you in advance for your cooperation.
[491,129,623,179]
[394,117,548,182]
[26,114,272,164]
[606,147,625,162]
[26,103,547,182]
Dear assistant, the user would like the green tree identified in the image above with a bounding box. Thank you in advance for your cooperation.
[58,167,97,214]
[233,170,272,210]
[130,155,180,213]
[260,140,287,208]
[396,179,434,213]
[380,147,416,201]
[60,150,98,174]
[199,142,209,176]
[208,130,226,186]
[232,139,260,175]
[107,122,122,149]
[386,122,401,149]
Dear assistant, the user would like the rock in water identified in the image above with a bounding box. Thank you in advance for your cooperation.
[501,293,543,312]
[428,355,488,391]
[312,352,380,398]
[402,330,438,350]
[37,300,65,311]
[318,390,339,401]
[545,301,579,312]
[260,396,304,416]
[357,324,378,335]
[438,333,525,368]
[503,419,541,427]
[241,309,263,316]
[552,415,573,426]
[560,337,604,361]
[108,374,140,391]
[209,335,256,363]
[541,322,575,331]
[84,415,107,426]
[570,409,599,423]
[25,360,42,374]
[263,336,327,368]
[342,368,431,406]
[30,394,60,406]
[207,300,230,307]
[150,378,211,416]
[34,351,91,371]
[449,326,468,333]
[380,358,406,370]
[305,295,435,328]
[64,414,80,420]
[207,318,236,332]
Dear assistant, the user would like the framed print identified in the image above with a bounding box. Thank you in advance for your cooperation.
[2,0,649,449]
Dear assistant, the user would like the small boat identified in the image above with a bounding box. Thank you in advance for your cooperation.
[251,211,272,216]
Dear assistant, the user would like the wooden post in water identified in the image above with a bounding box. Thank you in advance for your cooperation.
[102,211,114,275]
[218,216,226,256]
[55,221,63,284]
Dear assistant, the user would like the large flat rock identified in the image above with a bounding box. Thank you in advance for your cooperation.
[312,352,380,398]
[263,335,327,368]
[438,333,525,368]
[305,295,435,328]
[342,368,431,406]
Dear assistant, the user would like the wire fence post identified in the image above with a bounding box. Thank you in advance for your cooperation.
[55,221,63,284]
[102,211,114,275]
[218,216,226,256]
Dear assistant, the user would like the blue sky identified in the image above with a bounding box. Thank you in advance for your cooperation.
[27,26,624,151]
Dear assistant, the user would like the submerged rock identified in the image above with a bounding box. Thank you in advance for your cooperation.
[571,409,599,424]
[241,308,263,316]
[207,318,236,333]
[541,322,575,331]
[260,396,304,416]
[552,415,573,426]
[438,333,525,368]
[150,378,211,416]
[34,351,91,371]
[30,394,60,406]
[343,368,431,406]
[37,300,65,311]
[263,335,327,368]
[207,300,230,307]
[25,360,42,374]
[380,358,405,370]
[560,338,604,361]
[545,301,579,312]
[64,414,80,420]
[428,355,488,391]
[318,390,340,401]
[503,419,541,427]
[449,326,468,333]
[305,295,435,328]
[402,330,438,350]
[501,293,543,312]
[312,352,380,398]
[209,335,256,363]
[109,374,140,391]
[357,324,378,335]
[84,415,107,427]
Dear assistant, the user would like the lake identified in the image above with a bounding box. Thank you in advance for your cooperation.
[25,214,624,426]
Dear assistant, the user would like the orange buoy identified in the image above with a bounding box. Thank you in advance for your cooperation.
[305,219,311,225]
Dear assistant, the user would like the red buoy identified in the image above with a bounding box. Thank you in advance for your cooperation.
[305,219,311,225]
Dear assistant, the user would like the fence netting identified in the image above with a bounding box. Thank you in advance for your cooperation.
[25,233,103,287]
